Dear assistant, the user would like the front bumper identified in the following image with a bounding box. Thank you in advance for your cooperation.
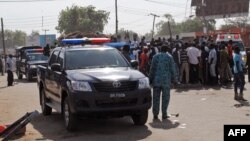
[27,68,37,77]
[67,89,152,116]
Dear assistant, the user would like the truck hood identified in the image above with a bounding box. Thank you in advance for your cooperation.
[27,60,48,65]
[66,67,145,82]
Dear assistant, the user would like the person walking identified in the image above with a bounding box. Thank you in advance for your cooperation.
[6,54,14,86]
[208,44,217,85]
[149,45,176,120]
[233,47,247,101]
[179,45,189,84]
[219,44,231,85]
[187,44,201,84]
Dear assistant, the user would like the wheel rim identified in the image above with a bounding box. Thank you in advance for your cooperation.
[64,102,69,127]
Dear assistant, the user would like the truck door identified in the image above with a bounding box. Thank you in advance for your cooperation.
[45,50,60,102]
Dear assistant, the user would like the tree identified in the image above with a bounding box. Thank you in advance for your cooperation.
[220,17,250,30]
[0,30,26,49]
[116,28,139,42]
[56,5,110,34]
[156,14,216,36]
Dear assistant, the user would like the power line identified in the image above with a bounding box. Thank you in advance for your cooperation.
[0,0,58,2]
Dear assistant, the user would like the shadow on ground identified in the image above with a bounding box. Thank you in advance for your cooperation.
[31,113,152,141]
[149,119,180,130]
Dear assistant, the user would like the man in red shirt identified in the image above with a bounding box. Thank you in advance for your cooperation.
[139,47,149,76]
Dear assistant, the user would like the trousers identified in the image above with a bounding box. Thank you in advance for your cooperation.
[7,70,13,86]
[153,86,170,116]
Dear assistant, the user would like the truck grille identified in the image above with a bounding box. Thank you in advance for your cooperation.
[93,81,138,92]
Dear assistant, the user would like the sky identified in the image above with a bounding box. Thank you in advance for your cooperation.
[0,0,225,37]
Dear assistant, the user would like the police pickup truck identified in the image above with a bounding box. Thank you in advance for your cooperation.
[16,46,48,81]
[37,38,152,131]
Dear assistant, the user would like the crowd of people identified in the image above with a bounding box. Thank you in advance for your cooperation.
[121,35,250,119]
[122,36,250,100]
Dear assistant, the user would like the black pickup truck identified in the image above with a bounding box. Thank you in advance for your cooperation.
[16,46,48,81]
[37,45,152,131]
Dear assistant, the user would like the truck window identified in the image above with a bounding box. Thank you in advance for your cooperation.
[65,49,129,70]
[49,50,59,66]
[57,51,64,68]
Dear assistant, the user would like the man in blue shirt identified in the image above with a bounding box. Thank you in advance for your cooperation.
[149,45,176,119]
[233,46,247,101]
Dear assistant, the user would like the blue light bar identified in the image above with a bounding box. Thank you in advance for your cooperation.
[61,38,88,45]
[104,42,128,49]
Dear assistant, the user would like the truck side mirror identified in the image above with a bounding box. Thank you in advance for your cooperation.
[130,60,138,68]
[51,63,61,72]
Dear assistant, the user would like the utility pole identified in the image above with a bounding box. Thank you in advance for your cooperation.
[149,13,160,38]
[201,0,208,34]
[42,29,49,47]
[1,18,6,57]
[115,0,118,36]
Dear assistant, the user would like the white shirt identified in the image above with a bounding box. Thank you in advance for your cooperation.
[208,48,217,64]
[6,57,14,71]
[187,46,200,65]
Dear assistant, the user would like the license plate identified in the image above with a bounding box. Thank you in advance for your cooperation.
[110,93,125,98]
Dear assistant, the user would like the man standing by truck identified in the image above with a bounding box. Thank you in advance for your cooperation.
[149,45,176,119]
[6,54,14,86]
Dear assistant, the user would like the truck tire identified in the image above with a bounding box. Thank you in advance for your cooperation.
[131,111,148,125]
[26,72,32,81]
[63,97,77,131]
[41,89,52,115]
[17,70,23,79]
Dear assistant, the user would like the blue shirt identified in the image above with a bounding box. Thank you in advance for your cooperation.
[233,53,243,73]
[149,53,176,88]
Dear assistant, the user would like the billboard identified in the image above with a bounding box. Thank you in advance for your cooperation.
[40,34,56,47]
[192,0,249,19]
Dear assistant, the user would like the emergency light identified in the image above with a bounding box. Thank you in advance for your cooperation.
[104,42,128,49]
[25,48,44,53]
[61,38,111,45]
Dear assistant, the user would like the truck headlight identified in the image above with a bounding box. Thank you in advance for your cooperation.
[71,81,92,92]
[30,65,37,68]
[138,77,150,89]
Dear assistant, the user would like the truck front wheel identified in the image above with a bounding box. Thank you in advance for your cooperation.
[63,97,77,131]
[26,72,32,81]
[41,89,52,115]
[131,111,148,125]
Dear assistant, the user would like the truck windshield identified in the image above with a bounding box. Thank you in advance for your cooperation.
[66,49,129,70]
[27,53,48,61]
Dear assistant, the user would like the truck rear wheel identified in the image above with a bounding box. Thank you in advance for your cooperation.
[26,72,32,81]
[17,70,23,79]
[63,97,77,131]
[131,111,148,125]
[41,89,52,115]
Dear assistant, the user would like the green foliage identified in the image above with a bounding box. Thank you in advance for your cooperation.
[117,28,138,41]
[0,29,26,49]
[56,5,110,34]
[156,14,216,36]
[220,17,250,30]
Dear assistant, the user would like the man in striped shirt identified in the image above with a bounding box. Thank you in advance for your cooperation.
[180,44,189,84]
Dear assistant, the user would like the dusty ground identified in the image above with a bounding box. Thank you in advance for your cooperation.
[0,74,250,141]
